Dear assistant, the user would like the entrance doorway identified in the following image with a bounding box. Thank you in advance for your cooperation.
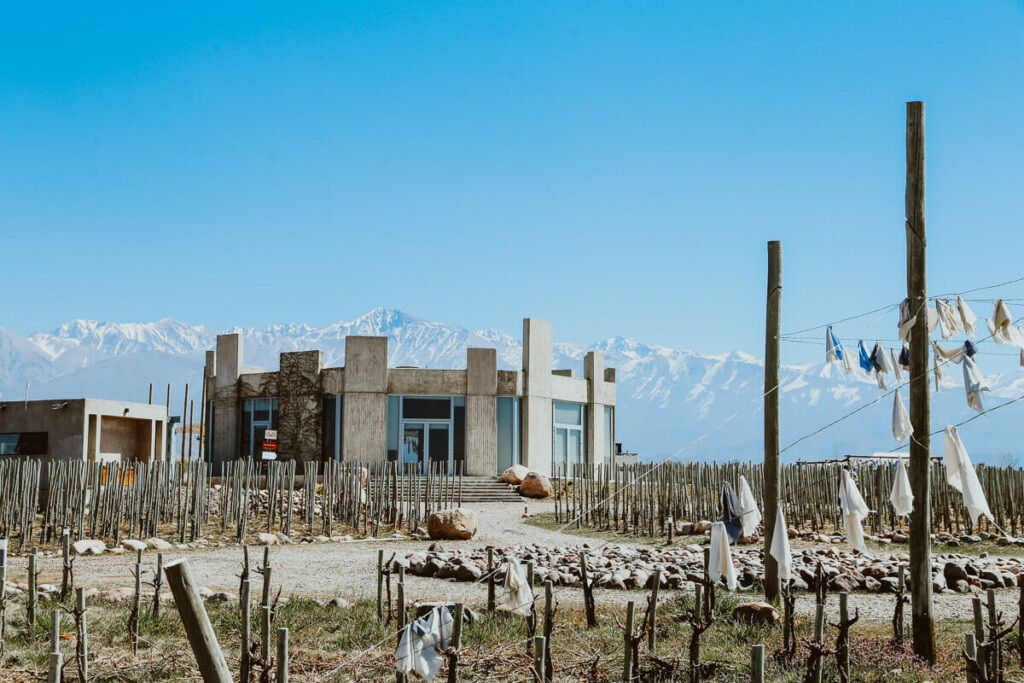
[401,422,452,470]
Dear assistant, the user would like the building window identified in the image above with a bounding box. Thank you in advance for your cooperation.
[604,406,614,463]
[0,432,48,456]
[497,397,521,473]
[241,398,279,459]
[386,395,464,472]
[323,395,343,461]
[553,401,586,470]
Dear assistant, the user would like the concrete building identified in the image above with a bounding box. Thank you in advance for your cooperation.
[0,399,168,463]
[205,318,617,476]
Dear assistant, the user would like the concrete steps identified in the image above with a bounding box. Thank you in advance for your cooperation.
[454,476,523,503]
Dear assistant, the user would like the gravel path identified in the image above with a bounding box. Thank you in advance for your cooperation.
[14,500,1021,625]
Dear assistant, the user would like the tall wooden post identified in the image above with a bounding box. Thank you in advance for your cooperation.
[763,240,782,604]
[163,559,233,683]
[180,383,189,462]
[905,99,936,664]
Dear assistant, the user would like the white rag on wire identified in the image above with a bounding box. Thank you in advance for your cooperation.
[889,457,914,517]
[932,342,948,392]
[737,475,761,538]
[898,300,939,343]
[957,296,978,337]
[501,558,533,615]
[891,389,913,443]
[890,348,904,383]
[708,521,738,590]
[986,299,1024,347]
[839,469,870,553]
[963,355,990,413]
[769,508,792,583]
[944,426,994,526]
[870,342,893,390]
[935,298,962,339]
[396,606,453,681]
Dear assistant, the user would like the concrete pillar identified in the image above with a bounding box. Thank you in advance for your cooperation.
[466,348,497,476]
[212,334,243,470]
[87,414,98,461]
[277,351,324,462]
[342,336,388,463]
[522,319,553,476]
[584,352,605,468]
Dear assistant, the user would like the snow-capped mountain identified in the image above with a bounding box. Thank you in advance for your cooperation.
[2,308,1022,464]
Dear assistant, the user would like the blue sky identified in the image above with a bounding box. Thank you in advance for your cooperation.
[4,2,1024,362]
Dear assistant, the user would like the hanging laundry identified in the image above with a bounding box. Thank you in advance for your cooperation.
[933,342,965,365]
[898,345,910,370]
[957,296,978,337]
[839,469,870,553]
[889,457,914,517]
[986,299,1024,347]
[962,355,990,413]
[708,521,738,590]
[825,326,853,374]
[891,389,913,443]
[944,426,994,526]
[1020,348,1024,367]
[964,340,977,358]
[931,342,948,392]
[396,606,454,681]
[858,341,873,374]
[769,508,792,584]
[737,475,761,539]
[501,559,533,615]
[870,342,893,390]
[897,299,938,343]
[935,298,961,339]
[720,482,742,543]
[890,348,904,383]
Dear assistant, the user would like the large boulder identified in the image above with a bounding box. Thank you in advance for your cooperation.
[500,464,530,485]
[732,602,780,626]
[71,540,105,556]
[426,508,479,540]
[520,472,553,498]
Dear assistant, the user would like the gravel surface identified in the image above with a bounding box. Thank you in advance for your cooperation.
[15,500,1022,625]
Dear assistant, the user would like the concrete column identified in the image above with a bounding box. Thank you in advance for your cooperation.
[584,352,605,468]
[342,336,388,463]
[87,414,98,461]
[466,348,497,476]
[522,319,553,476]
[277,351,324,462]
[212,334,243,470]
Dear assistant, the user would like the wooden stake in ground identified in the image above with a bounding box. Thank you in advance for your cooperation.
[163,559,233,683]
[763,239,782,604]
[905,99,936,665]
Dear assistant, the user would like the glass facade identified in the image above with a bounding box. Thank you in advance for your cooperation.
[241,398,279,458]
[496,397,520,473]
[604,405,614,463]
[322,395,344,461]
[552,401,586,469]
[0,432,48,456]
[387,395,465,472]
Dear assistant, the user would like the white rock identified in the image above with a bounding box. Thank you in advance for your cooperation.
[71,539,105,556]
[122,539,148,552]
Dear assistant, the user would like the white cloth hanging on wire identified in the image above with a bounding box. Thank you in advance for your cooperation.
[396,606,453,681]
[898,300,939,343]
[963,355,990,413]
[890,348,904,383]
[931,342,948,392]
[944,425,994,526]
[933,342,966,364]
[870,342,893,390]
[935,298,961,339]
[986,299,1024,347]
[708,521,738,590]
[892,389,913,443]
[889,457,914,517]
[501,559,533,615]
[769,508,792,583]
[737,475,761,538]
[957,296,978,337]
[839,469,870,553]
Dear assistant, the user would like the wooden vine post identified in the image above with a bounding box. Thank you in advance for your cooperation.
[905,99,937,664]
[163,559,233,683]
[763,239,782,604]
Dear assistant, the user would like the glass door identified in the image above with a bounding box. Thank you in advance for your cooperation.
[402,423,424,466]
[554,427,568,468]
[428,423,452,472]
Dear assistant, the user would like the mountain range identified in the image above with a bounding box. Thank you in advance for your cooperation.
[2,307,1023,464]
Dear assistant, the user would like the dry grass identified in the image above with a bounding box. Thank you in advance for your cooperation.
[0,578,1018,682]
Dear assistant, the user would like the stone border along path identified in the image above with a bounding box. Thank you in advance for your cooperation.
[9,501,1024,626]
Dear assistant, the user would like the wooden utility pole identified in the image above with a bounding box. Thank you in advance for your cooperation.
[905,100,936,664]
[763,240,782,604]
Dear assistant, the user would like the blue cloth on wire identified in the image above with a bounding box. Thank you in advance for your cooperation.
[964,340,977,358]
[858,341,873,373]
[828,326,845,360]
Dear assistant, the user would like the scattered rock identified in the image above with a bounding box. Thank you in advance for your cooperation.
[207,592,236,603]
[327,597,351,608]
[732,602,780,626]
[520,472,554,498]
[692,521,713,534]
[426,508,479,540]
[145,538,174,551]
[257,533,278,546]
[500,464,530,485]
[71,540,105,556]
[121,539,147,552]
